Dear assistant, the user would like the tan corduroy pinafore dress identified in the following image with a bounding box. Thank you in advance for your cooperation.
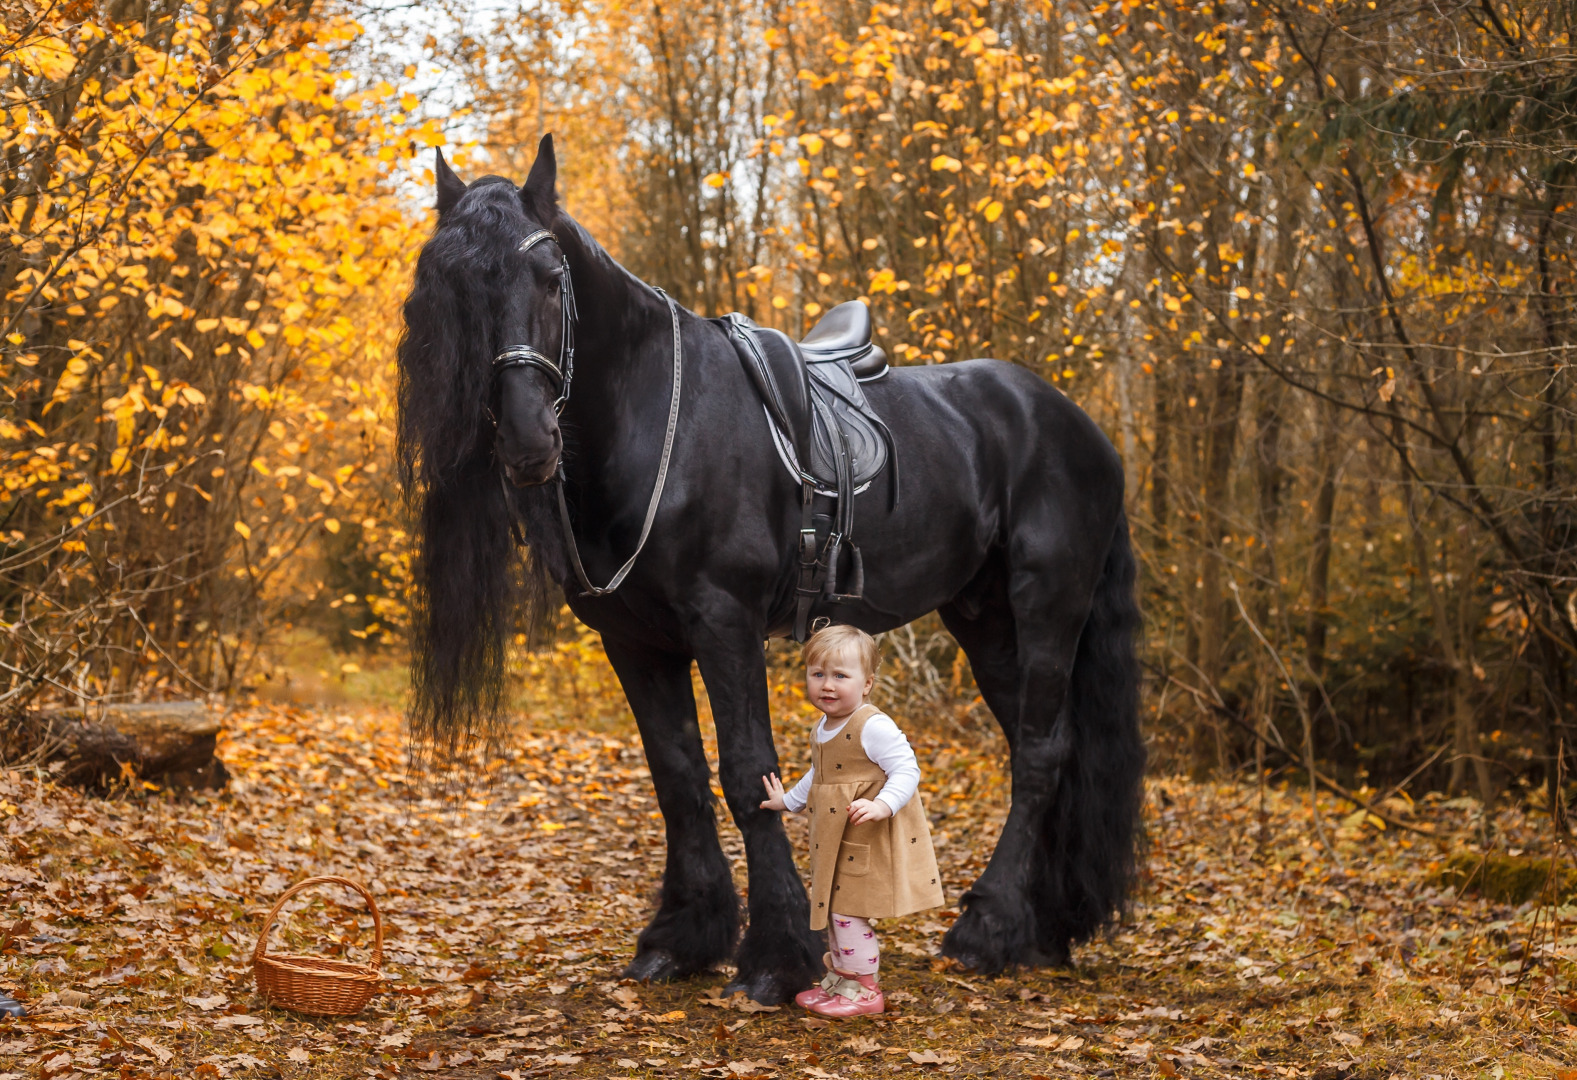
[805,705,944,931]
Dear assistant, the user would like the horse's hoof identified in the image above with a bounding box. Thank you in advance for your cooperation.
[1029,939,1071,969]
[724,970,798,1006]
[624,949,684,983]
[940,947,991,973]
[941,891,1036,975]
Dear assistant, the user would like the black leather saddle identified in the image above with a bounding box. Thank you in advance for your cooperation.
[721,301,899,641]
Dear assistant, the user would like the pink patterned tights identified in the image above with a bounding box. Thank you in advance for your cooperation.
[827,913,879,975]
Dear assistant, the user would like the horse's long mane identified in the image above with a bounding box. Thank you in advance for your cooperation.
[396,178,555,756]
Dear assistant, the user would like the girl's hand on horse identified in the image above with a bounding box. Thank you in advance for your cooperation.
[760,773,789,812]
[847,798,893,825]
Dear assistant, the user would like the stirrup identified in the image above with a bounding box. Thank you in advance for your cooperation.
[825,541,864,603]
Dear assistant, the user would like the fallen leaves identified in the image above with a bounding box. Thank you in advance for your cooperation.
[700,987,783,1013]
[134,1038,173,1064]
[0,704,1574,1080]
[607,985,642,1011]
[210,1015,263,1029]
[38,1052,72,1079]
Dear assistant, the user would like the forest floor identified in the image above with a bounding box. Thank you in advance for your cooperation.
[2,703,1575,1080]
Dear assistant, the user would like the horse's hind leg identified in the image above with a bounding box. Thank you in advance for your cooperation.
[942,512,1144,973]
[940,542,1102,972]
[602,634,738,982]
[938,562,1021,752]
[940,592,1073,964]
[940,596,1067,967]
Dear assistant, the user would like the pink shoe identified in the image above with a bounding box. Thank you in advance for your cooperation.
[795,955,840,1009]
[807,973,884,1018]
[796,985,833,1009]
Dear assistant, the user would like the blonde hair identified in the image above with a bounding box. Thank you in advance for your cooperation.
[802,624,880,680]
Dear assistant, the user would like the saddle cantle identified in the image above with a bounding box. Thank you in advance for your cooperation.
[721,301,900,641]
[799,301,891,381]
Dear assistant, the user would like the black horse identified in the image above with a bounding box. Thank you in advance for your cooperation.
[397,136,1144,1002]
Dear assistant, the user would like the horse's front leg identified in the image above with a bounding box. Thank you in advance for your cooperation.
[691,609,823,1004]
[601,634,738,981]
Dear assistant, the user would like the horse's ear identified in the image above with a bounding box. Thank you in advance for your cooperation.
[435,148,466,215]
[522,133,557,208]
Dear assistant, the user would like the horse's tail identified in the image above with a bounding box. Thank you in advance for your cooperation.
[1037,505,1145,957]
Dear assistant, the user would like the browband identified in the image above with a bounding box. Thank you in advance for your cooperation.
[519,229,556,253]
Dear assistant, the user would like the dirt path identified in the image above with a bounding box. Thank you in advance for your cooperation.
[1,705,1572,1078]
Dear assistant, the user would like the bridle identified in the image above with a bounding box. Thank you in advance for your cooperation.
[492,229,576,414]
[490,228,683,599]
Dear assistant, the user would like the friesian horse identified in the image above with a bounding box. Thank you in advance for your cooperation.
[397,136,1144,1002]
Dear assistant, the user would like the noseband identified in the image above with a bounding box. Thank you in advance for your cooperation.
[490,228,684,600]
[493,229,576,413]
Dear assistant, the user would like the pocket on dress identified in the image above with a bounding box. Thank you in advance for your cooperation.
[837,841,870,877]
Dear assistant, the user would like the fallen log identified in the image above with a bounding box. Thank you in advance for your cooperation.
[0,701,228,791]
[1433,852,1577,905]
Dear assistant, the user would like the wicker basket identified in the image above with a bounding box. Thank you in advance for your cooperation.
[252,875,383,1016]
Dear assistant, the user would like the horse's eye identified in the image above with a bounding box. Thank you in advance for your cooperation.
[546,278,561,294]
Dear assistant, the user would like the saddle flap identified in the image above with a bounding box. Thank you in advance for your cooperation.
[805,359,888,490]
[725,315,811,466]
[720,303,900,640]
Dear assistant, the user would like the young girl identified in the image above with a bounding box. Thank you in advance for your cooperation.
[760,624,943,1017]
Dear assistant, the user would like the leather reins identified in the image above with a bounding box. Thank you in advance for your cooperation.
[490,229,682,598]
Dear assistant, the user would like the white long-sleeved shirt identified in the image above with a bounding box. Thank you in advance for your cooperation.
[782,711,921,815]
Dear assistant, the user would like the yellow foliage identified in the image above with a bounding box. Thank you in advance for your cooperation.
[1,1,423,698]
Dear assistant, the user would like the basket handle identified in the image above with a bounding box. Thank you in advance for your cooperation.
[252,875,383,971]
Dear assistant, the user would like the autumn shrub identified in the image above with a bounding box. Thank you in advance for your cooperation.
[0,0,432,706]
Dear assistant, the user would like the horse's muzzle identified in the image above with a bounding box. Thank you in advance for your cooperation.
[496,421,562,487]
[504,455,559,487]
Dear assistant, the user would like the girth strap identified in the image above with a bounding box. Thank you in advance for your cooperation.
[795,478,818,644]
